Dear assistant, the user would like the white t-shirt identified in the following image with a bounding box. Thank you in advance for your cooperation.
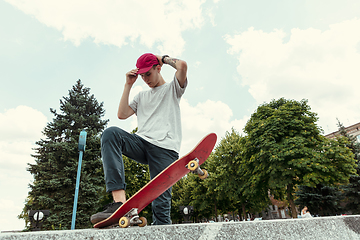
[129,75,187,153]
[301,210,312,218]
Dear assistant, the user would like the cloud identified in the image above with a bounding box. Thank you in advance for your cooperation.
[206,7,217,27]
[5,0,207,56]
[0,106,48,231]
[180,98,248,155]
[225,18,360,134]
[0,105,47,141]
[0,105,47,170]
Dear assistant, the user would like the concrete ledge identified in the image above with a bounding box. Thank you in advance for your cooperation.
[1,215,360,240]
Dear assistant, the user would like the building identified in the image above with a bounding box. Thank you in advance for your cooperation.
[267,195,291,219]
[325,122,360,141]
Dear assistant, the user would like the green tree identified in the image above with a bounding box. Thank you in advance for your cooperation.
[206,129,269,221]
[243,98,356,217]
[170,152,222,223]
[171,177,190,223]
[19,80,108,230]
[337,120,360,214]
[295,184,344,216]
[336,120,360,161]
[188,161,215,222]
[170,160,215,223]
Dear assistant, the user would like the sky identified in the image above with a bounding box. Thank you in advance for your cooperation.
[1,0,360,231]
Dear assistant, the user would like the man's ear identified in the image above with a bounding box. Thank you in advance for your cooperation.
[156,65,161,73]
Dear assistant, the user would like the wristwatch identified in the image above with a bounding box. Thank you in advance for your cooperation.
[162,55,169,63]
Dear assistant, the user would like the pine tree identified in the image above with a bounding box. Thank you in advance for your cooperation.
[295,184,344,216]
[337,120,360,214]
[19,80,109,230]
[337,119,360,161]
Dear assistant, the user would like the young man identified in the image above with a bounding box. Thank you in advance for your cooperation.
[90,53,187,225]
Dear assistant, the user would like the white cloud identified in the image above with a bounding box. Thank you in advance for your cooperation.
[0,105,47,141]
[0,202,24,231]
[194,61,201,68]
[0,106,47,231]
[206,7,217,27]
[180,99,248,155]
[225,18,360,134]
[129,86,144,103]
[5,0,207,56]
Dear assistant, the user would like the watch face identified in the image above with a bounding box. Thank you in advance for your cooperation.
[162,55,169,63]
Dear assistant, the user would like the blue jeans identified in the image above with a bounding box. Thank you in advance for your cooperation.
[101,126,178,225]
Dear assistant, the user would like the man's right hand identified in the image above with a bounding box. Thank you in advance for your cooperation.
[125,68,139,85]
[118,68,138,119]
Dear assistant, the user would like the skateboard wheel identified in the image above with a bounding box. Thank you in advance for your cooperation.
[119,217,130,228]
[199,169,208,180]
[188,160,199,171]
[138,217,147,227]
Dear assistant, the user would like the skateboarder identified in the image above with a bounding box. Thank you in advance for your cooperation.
[90,53,187,225]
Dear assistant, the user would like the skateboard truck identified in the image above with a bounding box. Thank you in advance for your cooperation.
[186,158,209,180]
[119,208,147,228]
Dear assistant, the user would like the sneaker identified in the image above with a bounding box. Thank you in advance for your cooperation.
[90,202,123,224]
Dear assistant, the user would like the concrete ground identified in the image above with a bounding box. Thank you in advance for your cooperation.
[1,215,360,240]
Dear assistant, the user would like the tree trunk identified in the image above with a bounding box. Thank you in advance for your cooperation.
[214,199,218,222]
[238,207,243,221]
[242,203,247,221]
[287,184,298,218]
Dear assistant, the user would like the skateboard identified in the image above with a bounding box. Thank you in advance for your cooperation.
[94,133,217,228]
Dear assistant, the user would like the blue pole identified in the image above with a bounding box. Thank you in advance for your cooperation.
[71,130,87,230]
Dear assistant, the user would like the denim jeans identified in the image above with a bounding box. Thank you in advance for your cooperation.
[101,126,178,225]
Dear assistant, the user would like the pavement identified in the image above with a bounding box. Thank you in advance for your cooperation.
[1,215,360,240]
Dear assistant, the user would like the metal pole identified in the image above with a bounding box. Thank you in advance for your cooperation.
[71,130,87,230]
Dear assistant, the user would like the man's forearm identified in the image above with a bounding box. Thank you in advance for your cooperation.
[162,55,188,87]
[117,84,134,119]
[163,56,184,70]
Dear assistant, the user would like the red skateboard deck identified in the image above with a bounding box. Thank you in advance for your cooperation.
[94,133,217,228]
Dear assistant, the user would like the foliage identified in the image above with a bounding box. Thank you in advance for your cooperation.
[205,129,269,220]
[337,120,360,214]
[242,98,356,217]
[337,119,360,161]
[295,184,344,216]
[171,160,215,223]
[342,176,360,214]
[19,80,108,230]
[187,161,216,221]
[171,177,190,223]
[169,100,357,220]
[170,129,270,222]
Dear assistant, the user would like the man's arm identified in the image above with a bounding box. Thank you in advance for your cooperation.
[117,69,137,119]
[156,55,188,88]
